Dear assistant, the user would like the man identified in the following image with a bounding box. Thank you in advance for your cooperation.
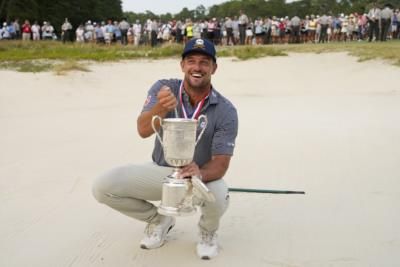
[318,13,330,43]
[150,18,158,47]
[13,19,20,39]
[113,21,122,44]
[207,18,217,44]
[119,18,130,45]
[94,23,105,44]
[367,2,381,41]
[41,21,54,40]
[160,20,172,44]
[290,15,301,43]
[75,24,85,42]
[238,10,249,45]
[133,19,142,46]
[84,21,95,42]
[31,21,40,41]
[0,22,11,40]
[380,4,394,41]
[61,18,73,43]
[224,17,235,45]
[6,22,16,39]
[92,38,238,260]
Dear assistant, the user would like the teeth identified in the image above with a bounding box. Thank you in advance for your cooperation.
[192,73,202,78]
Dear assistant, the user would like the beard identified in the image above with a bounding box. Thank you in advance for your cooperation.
[185,74,211,93]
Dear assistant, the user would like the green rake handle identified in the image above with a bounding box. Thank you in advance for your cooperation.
[228,187,305,194]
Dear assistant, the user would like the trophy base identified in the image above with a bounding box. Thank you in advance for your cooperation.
[158,205,196,217]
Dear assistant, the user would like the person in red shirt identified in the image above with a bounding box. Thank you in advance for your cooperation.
[21,20,31,41]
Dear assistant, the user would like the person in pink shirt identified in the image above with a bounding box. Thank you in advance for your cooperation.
[357,13,368,40]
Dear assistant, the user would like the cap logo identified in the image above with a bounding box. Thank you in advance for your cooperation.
[193,39,205,49]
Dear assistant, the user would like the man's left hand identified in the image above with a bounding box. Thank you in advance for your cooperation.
[179,162,201,179]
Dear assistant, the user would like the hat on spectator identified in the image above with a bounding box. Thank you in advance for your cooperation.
[182,38,216,62]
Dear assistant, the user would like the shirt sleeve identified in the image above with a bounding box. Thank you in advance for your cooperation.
[141,80,163,113]
[212,104,238,156]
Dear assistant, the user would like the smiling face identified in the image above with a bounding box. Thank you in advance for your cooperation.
[180,52,217,93]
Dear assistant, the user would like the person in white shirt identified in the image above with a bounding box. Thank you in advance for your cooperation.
[133,20,142,46]
[42,21,55,40]
[31,21,40,40]
[238,10,249,44]
[380,4,394,41]
[84,21,95,42]
[161,21,172,43]
[367,2,381,41]
[61,18,73,43]
[76,24,84,42]
[0,23,10,39]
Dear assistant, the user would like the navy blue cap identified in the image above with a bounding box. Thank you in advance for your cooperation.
[182,38,216,62]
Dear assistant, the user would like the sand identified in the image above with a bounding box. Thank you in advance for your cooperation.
[1,53,399,267]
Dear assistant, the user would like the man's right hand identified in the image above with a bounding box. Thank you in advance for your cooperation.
[137,85,177,138]
[157,86,177,113]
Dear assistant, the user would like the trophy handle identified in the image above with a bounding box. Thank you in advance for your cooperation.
[151,115,164,147]
[195,115,208,146]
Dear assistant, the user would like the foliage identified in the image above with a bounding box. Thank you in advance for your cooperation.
[122,0,400,21]
[0,0,122,35]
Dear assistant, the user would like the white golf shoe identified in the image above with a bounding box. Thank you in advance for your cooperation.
[196,230,218,260]
[140,215,175,249]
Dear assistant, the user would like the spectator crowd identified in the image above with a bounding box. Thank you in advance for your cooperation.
[1,4,399,46]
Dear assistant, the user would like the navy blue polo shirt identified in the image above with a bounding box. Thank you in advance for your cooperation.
[141,79,238,168]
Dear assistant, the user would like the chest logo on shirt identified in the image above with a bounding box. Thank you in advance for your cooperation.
[200,121,207,129]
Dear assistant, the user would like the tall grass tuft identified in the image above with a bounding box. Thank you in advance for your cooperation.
[218,46,287,60]
[53,60,90,75]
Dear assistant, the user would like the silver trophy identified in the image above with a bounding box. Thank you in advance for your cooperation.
[151,115,215,216]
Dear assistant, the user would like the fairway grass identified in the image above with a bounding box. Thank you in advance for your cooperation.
[0,40,399,73]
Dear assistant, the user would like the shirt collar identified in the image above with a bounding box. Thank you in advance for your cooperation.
[180,82,219,105]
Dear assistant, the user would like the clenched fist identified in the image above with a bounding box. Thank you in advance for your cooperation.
[157,86,177,113]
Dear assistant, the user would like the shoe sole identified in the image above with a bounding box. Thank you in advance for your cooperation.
[140,224,175,249]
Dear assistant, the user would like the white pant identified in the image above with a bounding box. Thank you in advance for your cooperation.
[92,162,230,232]
[134,33,141,46]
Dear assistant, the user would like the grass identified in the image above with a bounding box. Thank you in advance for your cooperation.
[53,60,90,75]
[218,45,288,59]
[279,41,400,66]
[0,40,399,73]
[0,60,53,72]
